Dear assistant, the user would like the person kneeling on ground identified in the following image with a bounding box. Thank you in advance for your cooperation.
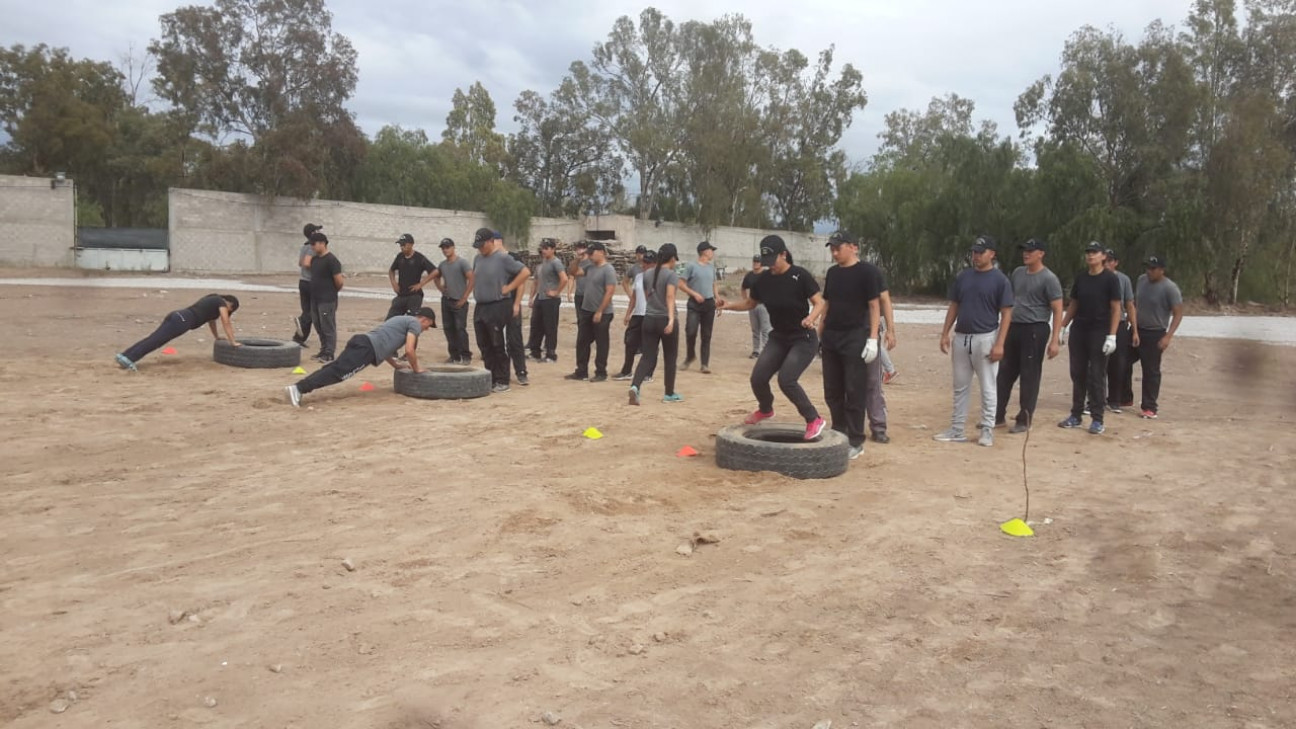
[285,308,437,407]
[116,293,240,371]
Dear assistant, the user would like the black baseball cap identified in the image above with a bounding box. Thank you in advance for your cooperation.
[438,237,455,248]
[1020,238,1046,252]
[635,245,647,254]
[574,241,588,250]
[473,228,499,248]
[752,254,761,262]
[1144,255,1167,268]
[697,241,717,254]
[970,235,996,252]
[826,230,858,247]
[758,235,787,266]
[303,223,322,237]
[1084,241,1105,253]
[397,233,414,245]
[415,307,438,327]
[587,241,607,253]
[539,238,557,249]
[309,231,329,244]
[1104,248,1119,260]
[643,250,657,264]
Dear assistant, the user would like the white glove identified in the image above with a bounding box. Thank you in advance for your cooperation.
[1102,334,1116,355]
[862,338,879,363]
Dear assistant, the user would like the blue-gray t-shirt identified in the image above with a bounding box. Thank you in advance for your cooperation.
[683,261,716,301]
[580,262,618,313]
[644,267,679,317]
[365,315,422,363]
[536,258,565,301]
[950,267,1014,334]
[438,257,472,301]
[472,250,525,304]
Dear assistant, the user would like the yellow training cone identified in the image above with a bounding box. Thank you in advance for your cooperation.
[1000,518,1034,538]
[292,366,307,374]
[583,427,604,440]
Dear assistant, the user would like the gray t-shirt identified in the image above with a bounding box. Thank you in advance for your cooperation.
[580,262,618,313]
[575,258,594,298]
[950,267,1014,334]
[644,267,679,317]
[1114,270,1134,321]
[472,249,525,304]
[364,315,422,363]
[536,258,564,301]
[298,244,313,282]
[1008,266,1063,325]
[683,261,716,300]
[438,257,472,300]
[1135,274,1183,331]
[625,263,643,285]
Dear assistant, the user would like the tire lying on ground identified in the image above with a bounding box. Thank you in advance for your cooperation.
[213,338,301,369]
[393,365,492,400]
[715,422,851,480]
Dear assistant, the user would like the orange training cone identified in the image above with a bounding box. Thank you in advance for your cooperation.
[359,382,376,392]
[162,347,178,355]
[676,446,699,457]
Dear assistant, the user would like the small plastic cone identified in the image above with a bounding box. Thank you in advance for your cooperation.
[676,446,698,457]
[161,347,177,355]
[999,518,1034,538]
[292,366,307,374]
[583,427,603,440]
[359,382,376,392]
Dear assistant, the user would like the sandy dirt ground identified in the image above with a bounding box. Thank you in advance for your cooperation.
[2,276,1294,729]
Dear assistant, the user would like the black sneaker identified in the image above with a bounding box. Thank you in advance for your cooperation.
[681,358,694,370]
[491,383,511,394]
[871,432,890,444]
[542,356,558,364]
[612,373,633,381]
[517,374,529,386]
[564,372,589,381]
[527,353,543,362]
[590,373,608,383]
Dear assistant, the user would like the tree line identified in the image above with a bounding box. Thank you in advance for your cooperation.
[1,0,1293,305]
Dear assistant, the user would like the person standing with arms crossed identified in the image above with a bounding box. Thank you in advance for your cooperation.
[719,236,828,441]
[818,231,882,460]
[1102,248,1139,413]
[1133,255,1184,419]
[628,245,683,405]
[292,223,321,347]
[307,231,344,363]
[471,228,531,393]
[1058,241,1122,434]
[934,236,1014,447]
[995,238,1064,433]
[436,238,474,364]
[386,233,438,319]
[527,239,568,363]
[742,255,771,359]
[681,241,720,373]
[566,241,617,382]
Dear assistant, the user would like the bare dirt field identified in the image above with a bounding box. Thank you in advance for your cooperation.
[2,277,1294,728]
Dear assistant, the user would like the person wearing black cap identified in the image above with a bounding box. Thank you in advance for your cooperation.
[681,241,720,373]
[628,244,683,405]
[623,245,648,298]
[285,308,437,407]
[386,233,439,320]
[292,223,321,346]
[567,241,591,310]
[471,228,531,392]
[818,231,882,460]
[741,255,771,358]
[566,241,617,382]
[1133,256,1183,419]
[527,238,569,362]
[995,238,1064,434]
[435,237,474,364]
[116,293,241,371]
[935,236,1014,447]
[718,235,828,441]
[1101,249,1139,413]
[614,245,650,380]
[307,231,344,362]
[1058,241,1122,434]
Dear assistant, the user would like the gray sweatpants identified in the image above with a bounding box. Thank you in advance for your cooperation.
[748,304,771,354]
[878,319,896,375]
[949,331,999,432]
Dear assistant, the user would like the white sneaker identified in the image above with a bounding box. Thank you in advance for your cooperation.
[848,445,863,460]
[291,315,304,340]
[978,427,994,447]
[932,429,967,443]
[285,385,301,408]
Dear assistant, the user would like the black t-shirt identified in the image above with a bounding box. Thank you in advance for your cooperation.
[741,270,760,292]
[390,251,436,295]
[185,294,228,329]
[1069,269,1121,330]
[310,252,343,303]
[749,265,820,334]
[822,262,883,331]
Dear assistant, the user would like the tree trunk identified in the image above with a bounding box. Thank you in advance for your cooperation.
[1285,233,1294,308]
[1203,269,1220,306]
[1228,236,1251,306]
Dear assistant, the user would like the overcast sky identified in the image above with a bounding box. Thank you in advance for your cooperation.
[4,0,1193,167]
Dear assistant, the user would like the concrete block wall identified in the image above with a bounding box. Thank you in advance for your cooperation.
[0,174,75,267]
[587,214,831,277]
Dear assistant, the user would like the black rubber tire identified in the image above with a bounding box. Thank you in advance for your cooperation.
[393,365,492,400]
[212,338,301,369]
[714,423,851,480]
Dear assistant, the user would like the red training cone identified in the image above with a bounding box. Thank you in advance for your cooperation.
[359,382,376,392]
[161,347,178,355]
[676,446,699,457]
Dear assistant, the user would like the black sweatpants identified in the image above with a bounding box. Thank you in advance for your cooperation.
[633,315,677,395]
[294,280,313,344]
[122,309,195,363]
[575,308,612,377]
[506,307,527,377]
[386,291,424,320]
[1069,326,1109,423]
[1137,328,1166,414]
[685,298,716,365]
[619,314,644,375]
[528,298,561,359]
[311,300,338,359]
[820,327,870,448]
[752,330,820,422]
[1106,320,1134,407]
[442,298,471,362]
[996,321,1050,427]
[295,335,375,394]
[474,299,512,386]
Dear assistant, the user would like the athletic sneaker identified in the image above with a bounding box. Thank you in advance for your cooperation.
[681,358,694,370]
[542,356,558,364]
[662,393,684,403]
[292,315,304,340]
[804,417,826,440]
[590,373,608,383]
[285,385,301,408]
[871,431,890,444]
[1107,402,1123,414]
[743,409,774,425]
[1058,416,1084,429]
[312,353,333,363]
[883,370,898,385]
[700,365,711,374]
[527,353,544,362]
[564,372,589,381]
[628,385,641,406]
[1089,421,1105,435]
[516,374,529,386]
[994,419,1007,429]
[115,353,138,372]
[613,373,633,381]
[1140,409,1158,419]
[749,352,760,359]
[491,383,511,394]
[1009,422,1029,434]
[932,429,967,443]
[644,376,653,383]
[978,427,994,447]
[848,445,864,460]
